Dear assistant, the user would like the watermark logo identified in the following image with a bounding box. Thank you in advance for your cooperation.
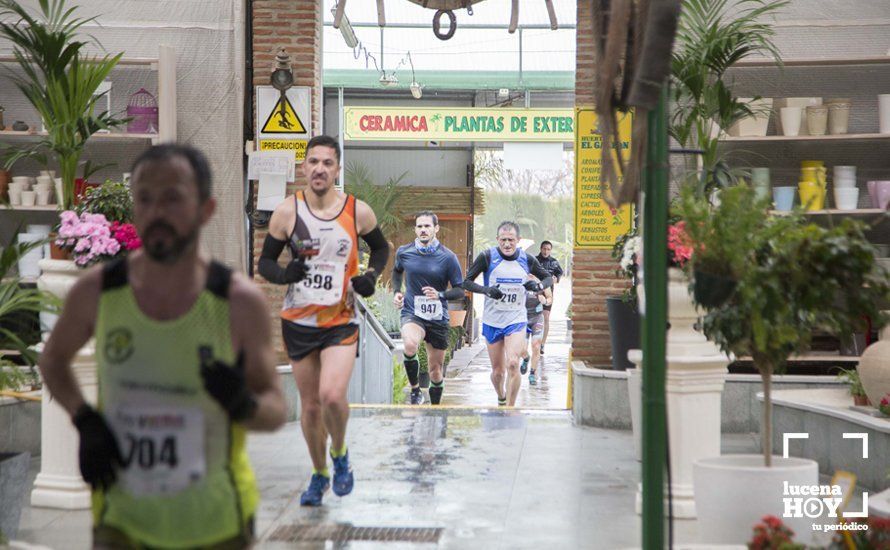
[781,432,869,533]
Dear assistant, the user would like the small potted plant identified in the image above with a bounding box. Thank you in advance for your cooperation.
[747,515,804,550]
[608,228,641,370]
[54,211,141,267]
[879,394,890,417]
[837,368,870,407]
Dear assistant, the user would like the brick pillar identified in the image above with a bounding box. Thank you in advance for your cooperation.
[252,0,323,362]
[572,1,628,366]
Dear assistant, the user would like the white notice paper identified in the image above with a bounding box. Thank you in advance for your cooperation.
[248,150,295,182]
[257,172,287,211]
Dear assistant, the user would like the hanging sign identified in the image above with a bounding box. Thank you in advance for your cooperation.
[256,86,311,162]
[343,107,573,142]
[573,109,634,249]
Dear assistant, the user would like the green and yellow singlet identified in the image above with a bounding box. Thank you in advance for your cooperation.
[92,258,258,548]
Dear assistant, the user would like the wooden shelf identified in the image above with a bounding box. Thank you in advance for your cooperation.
[0,130,157,142]
[719,133,890,143]
[771,209,887,217]
[1,205,59,212]
[0,55,157,67]
[732,56,890,68]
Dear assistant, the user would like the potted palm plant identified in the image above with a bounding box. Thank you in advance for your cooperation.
[0,0,127,209]
[678,183,890,544]
[671,0,787,194]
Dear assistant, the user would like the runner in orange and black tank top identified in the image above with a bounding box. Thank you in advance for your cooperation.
[281,190,359,328]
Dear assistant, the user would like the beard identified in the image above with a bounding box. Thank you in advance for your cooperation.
[142,220,199,264]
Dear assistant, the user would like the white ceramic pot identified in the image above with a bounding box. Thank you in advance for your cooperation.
[729,97,773,137]
[626,367,641,462]
[37,259,81,332]
[834,187,859,210]
[694,455,819,545]
[11,176,30,188]
[858,324,890,407]
[834,165,856,181]
[805,105,828,135]
[780,107,802,136]
[53,178,63,206]
[20,190,36,207]
[8,188,22,206]
[39,170,55,178]
[16,233,44,278]
[834,178,856,188]
[828,103,851,135]
[879,94,890,134]
[775,97,821,135]
[36,175,53,187]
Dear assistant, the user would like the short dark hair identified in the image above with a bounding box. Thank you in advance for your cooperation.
[131,144,212,202]
[306,135,341,164]
[497,221,520,237]
[540,240,553,248]
[415,210,439,226]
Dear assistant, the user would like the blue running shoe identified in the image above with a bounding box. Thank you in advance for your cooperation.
[331,452,354,496]
[300,473,330,506]
[529,371,537,386]
[520,356,529,375]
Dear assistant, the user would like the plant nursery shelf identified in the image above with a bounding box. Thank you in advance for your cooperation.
[771,209,887,217]
[719,133,890,142]
[0,130,157,142]
[732,56,890,68]
[0,205,59,213]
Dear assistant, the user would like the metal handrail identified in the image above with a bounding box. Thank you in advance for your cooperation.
[354,296,396,350]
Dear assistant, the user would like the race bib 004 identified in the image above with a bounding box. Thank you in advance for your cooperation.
[109,405,205,497]
[414,296,443,321]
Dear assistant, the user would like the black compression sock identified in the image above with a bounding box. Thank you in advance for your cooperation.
[404,353,419,387]
[429,380,444,405]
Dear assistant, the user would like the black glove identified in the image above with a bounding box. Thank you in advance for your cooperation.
[199,347,257,422]
[485,286,504,300]
[284,257,309,284]
[72,404,123,490]
[351,272,377,297]
[523,280,542,292]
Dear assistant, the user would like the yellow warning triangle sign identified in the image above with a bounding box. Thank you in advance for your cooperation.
[261,95,307,134]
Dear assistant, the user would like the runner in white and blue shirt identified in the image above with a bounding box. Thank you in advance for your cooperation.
[463,221,552,406]
[392,211,465,405]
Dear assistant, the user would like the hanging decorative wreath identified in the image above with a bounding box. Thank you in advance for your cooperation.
[432,9,457,40]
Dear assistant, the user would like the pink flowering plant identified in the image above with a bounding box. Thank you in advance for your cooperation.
[880,395,890,417]
[667,221,694,268]
[56,211,141,267]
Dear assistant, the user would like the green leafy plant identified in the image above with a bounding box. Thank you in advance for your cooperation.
[344,162,407,238]
[671,0,787,193]
[0,227,59,385]
[679,184,890,466]
[391,356,408,404]
[0,0,128,209]
[74,180,132,223]
[365,284,401,335]
[837,368,866,398]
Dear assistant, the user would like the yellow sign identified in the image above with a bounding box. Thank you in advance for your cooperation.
[573,109,634,249]
[343,107,573,142]
[261,96,307,134]
[259,139,308,161]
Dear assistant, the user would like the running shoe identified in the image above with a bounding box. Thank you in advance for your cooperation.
[529,371,537,386]
[331,451,354,496]
[520,356,529,375]
[300,473,330,506]
[410,387,425,405]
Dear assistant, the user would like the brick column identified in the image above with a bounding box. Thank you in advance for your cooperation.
[252,0,323,362]
[572,1,628,366]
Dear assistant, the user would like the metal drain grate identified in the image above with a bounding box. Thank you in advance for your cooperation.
[269,524,443,543]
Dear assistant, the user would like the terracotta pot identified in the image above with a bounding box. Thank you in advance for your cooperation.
[448,309,467,328]
[49,238,72,261]
[853,394,871,407]
[0,169,9,202]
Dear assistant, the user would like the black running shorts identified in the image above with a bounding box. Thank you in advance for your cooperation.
[401,315,450,350]
[281,320,360,362]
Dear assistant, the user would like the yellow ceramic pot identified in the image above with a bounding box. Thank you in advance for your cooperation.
[798,180,826,210]
[800,160,824,169]
[800,166,827,186]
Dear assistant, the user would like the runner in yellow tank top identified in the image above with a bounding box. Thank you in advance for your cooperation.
[38,145,287,548]
[260,135,390,506]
